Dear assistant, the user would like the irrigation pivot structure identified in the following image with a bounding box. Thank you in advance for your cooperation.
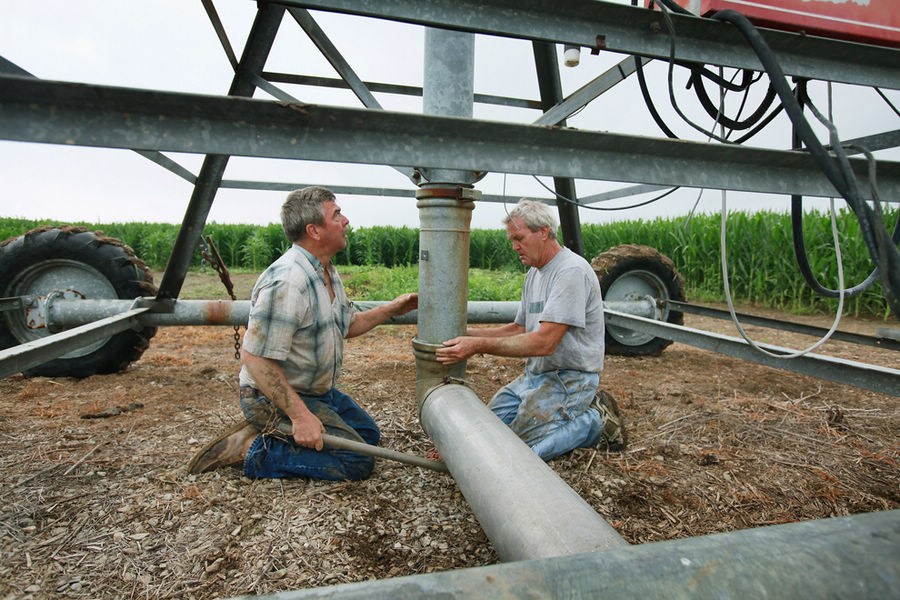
[0,1,898,597]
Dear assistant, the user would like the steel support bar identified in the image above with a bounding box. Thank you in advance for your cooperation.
[0,308,148,379]
[580,183,671,204]
[667,300,900,352]
[227,509,900,599]
[218,179,529,206]
[287,7,382,109]
[533,41,584,256]
[532,56,648,127]
[0,56,201,189]
[283,9,415,181]
[262,72,542,109]
[271,0,900,89]
[4,77,899,199]
[420,383,627,562]
[605,310,900,396]
[156,3,285,301]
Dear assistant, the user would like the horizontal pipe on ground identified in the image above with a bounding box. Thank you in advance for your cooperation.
[44,299,516,328]
[44,298,654,328]
[6,299,895,395]
[420,383,627,562]
[225,509,900,599]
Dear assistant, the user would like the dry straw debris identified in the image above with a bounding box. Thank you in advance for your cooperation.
[1,308,897,599]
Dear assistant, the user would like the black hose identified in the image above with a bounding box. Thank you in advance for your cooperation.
[635,54,679,139]
[688,65,757,92]
[789,80,877,298]
[712,9,900,315]
[690,68,778,130]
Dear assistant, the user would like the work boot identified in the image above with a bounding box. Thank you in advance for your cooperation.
[187,421,258,474]
[591,390,626,452]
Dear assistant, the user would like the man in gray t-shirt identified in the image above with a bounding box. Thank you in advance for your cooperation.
[436,199,624,460]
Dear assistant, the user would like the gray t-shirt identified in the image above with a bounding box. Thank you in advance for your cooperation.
[515,247,605,374]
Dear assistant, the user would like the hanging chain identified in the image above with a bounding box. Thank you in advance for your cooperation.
[199,235,242,360]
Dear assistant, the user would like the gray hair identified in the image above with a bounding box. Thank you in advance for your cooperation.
[280,186,336,242]
[502,199,558,237]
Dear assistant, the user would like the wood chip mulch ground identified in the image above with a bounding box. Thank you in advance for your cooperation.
[1,307,897,599]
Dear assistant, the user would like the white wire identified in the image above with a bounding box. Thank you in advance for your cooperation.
[720,194,845,358]
[717,78,846,358]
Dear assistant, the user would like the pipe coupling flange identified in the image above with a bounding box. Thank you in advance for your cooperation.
[412,337,444,357]
[415,187,481,201]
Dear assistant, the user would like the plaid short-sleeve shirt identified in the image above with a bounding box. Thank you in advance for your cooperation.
[239,245,355,395]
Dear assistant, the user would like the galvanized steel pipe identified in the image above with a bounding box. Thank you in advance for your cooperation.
[415,26,480,399]
[45,298,517,328]
[45,298,657,328]
[420,383,627,562]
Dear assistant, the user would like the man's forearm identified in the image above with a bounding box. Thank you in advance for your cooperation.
[475,331,556,358]
[466,322,523,338]
[241,350,311,421]
[346,304,394,338]
[347,292,417,338]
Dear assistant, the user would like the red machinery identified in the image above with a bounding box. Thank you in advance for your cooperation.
[661,0,900,48]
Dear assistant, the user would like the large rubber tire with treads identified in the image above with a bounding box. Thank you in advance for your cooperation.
[592,244,685,356]
[0,226,158,377]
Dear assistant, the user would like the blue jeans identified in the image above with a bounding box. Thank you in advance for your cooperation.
[240,387,380,481]
[488,369,601,461]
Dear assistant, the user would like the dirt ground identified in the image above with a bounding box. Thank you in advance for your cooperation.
[1,289,897,599]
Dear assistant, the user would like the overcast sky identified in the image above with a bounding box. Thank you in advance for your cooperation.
[1,0,897,230]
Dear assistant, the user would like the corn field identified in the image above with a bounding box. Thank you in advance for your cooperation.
[1,209,895,317]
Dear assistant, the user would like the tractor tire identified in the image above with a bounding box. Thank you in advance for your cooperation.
[0,226,157,377]
[592,244,685,357]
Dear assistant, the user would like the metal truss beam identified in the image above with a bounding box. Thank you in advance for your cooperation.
[262,72,542,109]
[3,76,898,199]
[271,0,900,90]
[155,3,285,301]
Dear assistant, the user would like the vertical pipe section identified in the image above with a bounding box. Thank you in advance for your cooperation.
[421,384,627,562]
[413,189,476,399]
[415,28,479,398]
[416,27,626,562]
[421,28,476,185]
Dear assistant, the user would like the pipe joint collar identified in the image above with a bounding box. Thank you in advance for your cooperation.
[415,187,481,201]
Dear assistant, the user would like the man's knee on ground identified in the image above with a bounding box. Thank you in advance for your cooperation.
[336,451,376,481]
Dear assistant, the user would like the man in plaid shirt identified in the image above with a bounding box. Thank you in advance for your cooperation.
[189,186,417,480]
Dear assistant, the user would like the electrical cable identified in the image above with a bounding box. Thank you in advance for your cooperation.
[790,82,891,298]
[721,193,846,358]
[689,65,757,93]
[634,54,679,139]
[657,1,735,143]
[643,0,898,315]
[642,0,786,144]
[689,68,778,131]
[709,8,900,317]
[531,175,680,211]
